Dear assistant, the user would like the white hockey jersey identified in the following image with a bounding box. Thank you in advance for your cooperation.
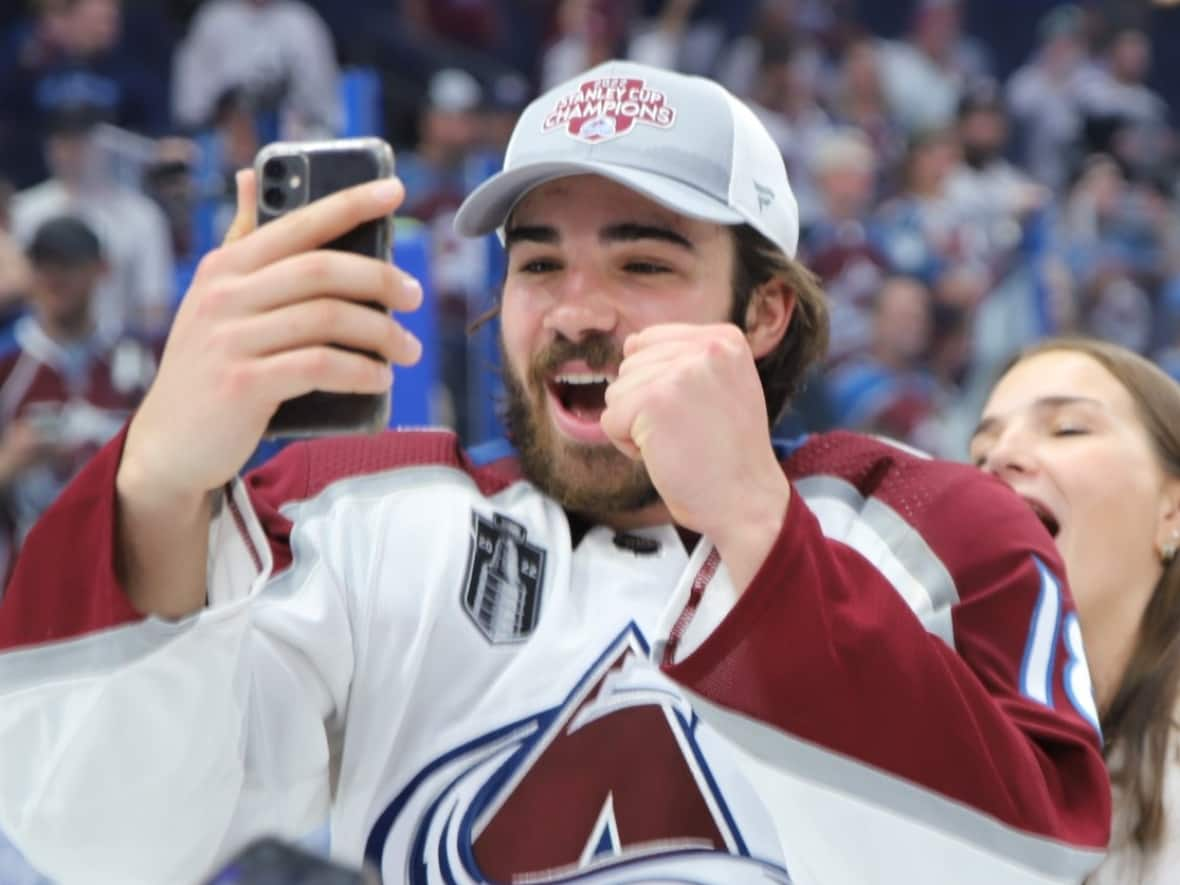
[0,428,1110,884]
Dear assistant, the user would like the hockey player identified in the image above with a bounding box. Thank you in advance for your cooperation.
[0,61,1108,884]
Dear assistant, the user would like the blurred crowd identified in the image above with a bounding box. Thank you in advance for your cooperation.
[2,0,1180,573]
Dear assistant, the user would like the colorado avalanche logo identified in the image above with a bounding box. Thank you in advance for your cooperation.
[542,77,677,144]
[365,626,790,883]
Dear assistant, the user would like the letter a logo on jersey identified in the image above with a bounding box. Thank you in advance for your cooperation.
[365,626,792,884]
[462,512,546,643]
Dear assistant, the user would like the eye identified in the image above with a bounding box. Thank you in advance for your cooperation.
[515,257,562,274]
[1052,425,1088,437]
[622,260,671,275]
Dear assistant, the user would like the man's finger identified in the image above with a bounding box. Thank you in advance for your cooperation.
[222,169,258,245]
[230,298,422,366]
[254,346,395,403]
[224,178,404,274]
[240,250,423,315]
[623,322,737,356]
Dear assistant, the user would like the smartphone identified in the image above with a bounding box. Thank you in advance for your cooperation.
[254,137,396,438]
[202,837,378,885]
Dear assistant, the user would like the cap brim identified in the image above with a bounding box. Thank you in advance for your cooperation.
[453,160,743,237]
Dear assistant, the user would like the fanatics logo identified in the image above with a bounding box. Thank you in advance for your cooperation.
[542,76,677,144]
[462,511,546,643]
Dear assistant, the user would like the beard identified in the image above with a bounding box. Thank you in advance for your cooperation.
[500,330,660,519]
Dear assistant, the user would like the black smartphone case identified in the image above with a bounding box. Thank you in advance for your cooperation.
[254,138,396,438]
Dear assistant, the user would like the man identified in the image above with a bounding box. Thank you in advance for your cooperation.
[11,105,176,337]
[172,0,342,137]
[0,215,155,587]
[0,62,1108,884]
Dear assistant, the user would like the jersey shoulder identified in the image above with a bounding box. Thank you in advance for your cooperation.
[785,430,1062,575]
[245,429,524,507]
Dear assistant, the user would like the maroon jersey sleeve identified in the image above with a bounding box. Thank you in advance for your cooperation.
[664,433,1111,851]
[0,429,504,651]
[0,430,142,650]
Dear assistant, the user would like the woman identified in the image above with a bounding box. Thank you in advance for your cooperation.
[970,336,1180,882]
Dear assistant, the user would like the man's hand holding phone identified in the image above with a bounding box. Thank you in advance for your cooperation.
[115,169,422,618]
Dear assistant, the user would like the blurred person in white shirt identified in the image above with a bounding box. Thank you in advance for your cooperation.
[10,106,175,338]
[172,0,342,137]
[877,0,990,135]
[1006,5,1089,193]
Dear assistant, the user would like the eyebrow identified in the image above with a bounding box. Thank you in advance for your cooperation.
[600,223,695,251]
[503,222,695,252]
[504,225,558,251]
[970,395,1104,440]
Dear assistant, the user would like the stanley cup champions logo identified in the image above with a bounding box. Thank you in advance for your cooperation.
[543,76,677,144]
[463,512,546,643]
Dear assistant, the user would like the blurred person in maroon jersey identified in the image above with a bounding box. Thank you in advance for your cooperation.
[0,216,156,587]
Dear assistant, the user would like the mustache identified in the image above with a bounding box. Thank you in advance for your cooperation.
[530,333,622,379]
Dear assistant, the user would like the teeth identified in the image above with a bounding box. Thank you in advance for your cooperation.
[554,373,613,385]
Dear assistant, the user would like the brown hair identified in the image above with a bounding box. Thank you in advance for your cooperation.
[729,223,830,425]
[1011,335,1180,852]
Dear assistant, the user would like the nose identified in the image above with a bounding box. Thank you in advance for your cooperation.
[979,425,1038,481]
[541,267,619,341]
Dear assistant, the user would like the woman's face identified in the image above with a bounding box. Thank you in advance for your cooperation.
[970,350,1180,704]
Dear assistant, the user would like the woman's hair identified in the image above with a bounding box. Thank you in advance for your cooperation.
[729,224,830,426]
[1011,336,1180,852]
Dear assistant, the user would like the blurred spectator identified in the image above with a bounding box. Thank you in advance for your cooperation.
[876,0,990,134]
[398,69,497,440]
[1075,25,1171,179]
[10,106,176,337]
[826,34,906,196]
[144,136,200,259]
[1056,154,1180,354]
[0,216,156,584]
[399,69,488,223]
[748,40,834,227]
[0,183,32,333]
[0,0,169,189]
[628,0,698,72]
[715,0,802,98]
[480,71,533,153]
[801,128,890,366]
[826,274,947,452]
[402,0,503,56]
[945,83,1050,281]
[872,128,978,291]
[1006,4,1088,192]
[172,0,342,137]
[541,0,628,90]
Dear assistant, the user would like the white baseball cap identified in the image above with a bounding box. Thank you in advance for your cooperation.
[453,60,800,258]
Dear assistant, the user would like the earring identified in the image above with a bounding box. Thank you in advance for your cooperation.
[1163,529,1180,563]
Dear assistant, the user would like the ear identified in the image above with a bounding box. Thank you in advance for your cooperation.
[1155,476,1180,563]
[743,276,796,360]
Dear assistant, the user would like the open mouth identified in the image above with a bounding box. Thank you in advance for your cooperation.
[548,372,612,422]
[544,371,616,444]
[1025,499,1060,538]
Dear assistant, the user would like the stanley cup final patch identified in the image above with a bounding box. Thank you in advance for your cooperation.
[462,511,547,643]
[542,76,677,144]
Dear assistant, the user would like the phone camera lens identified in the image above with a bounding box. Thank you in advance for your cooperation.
[263,186,286,211]
[263,157,286,181]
